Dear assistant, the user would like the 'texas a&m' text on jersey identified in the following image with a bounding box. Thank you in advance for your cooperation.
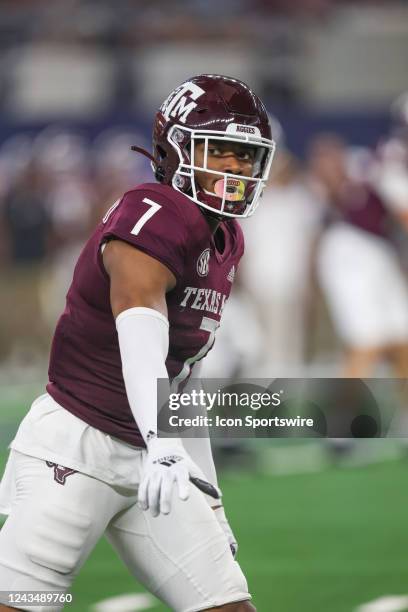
[47,183,244,447]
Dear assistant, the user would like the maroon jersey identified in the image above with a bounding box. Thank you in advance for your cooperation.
[47,183,244,447]
[341,184,391,239]
[329,182,393,240]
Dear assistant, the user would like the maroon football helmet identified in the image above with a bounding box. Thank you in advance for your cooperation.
[150,74,276,218]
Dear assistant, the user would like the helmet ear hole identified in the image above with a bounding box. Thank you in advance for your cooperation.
[154,146,167,182]
[155,166,166,182]
[156,145,166,160]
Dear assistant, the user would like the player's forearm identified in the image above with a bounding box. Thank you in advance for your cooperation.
[116,306,176,445]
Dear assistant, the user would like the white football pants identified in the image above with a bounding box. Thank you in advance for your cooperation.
[0,450,250,612]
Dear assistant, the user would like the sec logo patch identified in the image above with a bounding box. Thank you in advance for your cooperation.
[197,248,210,277]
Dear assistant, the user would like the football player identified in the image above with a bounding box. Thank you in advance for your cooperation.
[0,75,275,611]
[373,91,408,233]
[310,134,408,378]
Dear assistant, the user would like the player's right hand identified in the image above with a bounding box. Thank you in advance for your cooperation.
[138,438,219,517]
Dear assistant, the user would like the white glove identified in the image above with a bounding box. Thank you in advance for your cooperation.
[138,437,216,517]
[214,506,238,558]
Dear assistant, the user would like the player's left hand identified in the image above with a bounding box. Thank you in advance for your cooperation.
[213,506,238,558]
[138,438,220,517]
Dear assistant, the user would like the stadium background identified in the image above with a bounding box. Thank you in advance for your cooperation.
[1,1,408,610]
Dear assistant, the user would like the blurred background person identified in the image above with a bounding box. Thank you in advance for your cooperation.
[372,91,408,248]
[310,134,408,377]
[0,158,52,363]
[241,145,323,376]
[32,128,95,329]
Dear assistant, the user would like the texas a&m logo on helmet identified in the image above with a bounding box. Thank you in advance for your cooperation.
[161,82,205,124]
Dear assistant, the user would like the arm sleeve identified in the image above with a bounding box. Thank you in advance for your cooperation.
[102,189,189,280]
[116,307,171,443]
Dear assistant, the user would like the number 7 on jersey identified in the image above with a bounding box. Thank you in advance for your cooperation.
[131,198,162,236]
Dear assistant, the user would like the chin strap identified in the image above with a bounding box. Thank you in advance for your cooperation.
[197,189,247,218]
[130,145,157,165]
[131,146,165,181]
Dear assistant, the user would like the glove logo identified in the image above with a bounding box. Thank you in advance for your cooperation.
[155,455,182,467]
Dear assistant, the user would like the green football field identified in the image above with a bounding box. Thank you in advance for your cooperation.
[1,385,408,612]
